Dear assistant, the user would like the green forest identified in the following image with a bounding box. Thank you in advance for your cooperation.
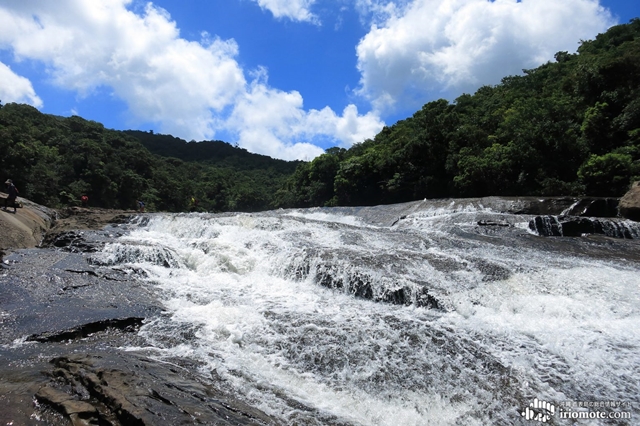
[0,105,299,212]
[1,19,639,212]
[276,19,640,207]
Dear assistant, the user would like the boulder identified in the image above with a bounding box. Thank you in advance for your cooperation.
[619,181,640,222]
[0,194,54,251]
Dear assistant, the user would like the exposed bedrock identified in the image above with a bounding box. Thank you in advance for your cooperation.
[528,215,640,238]
[0,248,275,425]
[34,354,276,426]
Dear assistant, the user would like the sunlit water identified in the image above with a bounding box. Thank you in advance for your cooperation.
[94,201,640,425]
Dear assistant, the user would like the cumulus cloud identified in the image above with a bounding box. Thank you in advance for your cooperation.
[0,0,381,160]
[356,0,616,112]
[0,1,245,139]
[252,0,319,23]
[0,62,42,107]
[224,70,384,160]
[305,104,385,147]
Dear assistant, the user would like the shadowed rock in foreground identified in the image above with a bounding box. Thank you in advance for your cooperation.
[34,354,275,425]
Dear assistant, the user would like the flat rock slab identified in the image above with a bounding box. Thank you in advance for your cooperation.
[0,249,159,343]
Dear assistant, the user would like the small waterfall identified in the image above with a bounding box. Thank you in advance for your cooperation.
[281,248,443,309]
[92,241,182,268]
[528,215,563,236]
[529,215,640,238]
[599,219,640,239]
[560,199,582,216]
[560,198,619,217]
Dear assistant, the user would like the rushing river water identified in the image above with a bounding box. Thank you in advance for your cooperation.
[93,199,640,425]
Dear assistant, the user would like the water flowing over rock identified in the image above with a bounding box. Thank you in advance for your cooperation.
[2,197,640,425]
[619,181,640,221]
[528,215,640,238]
[560,197,619,217]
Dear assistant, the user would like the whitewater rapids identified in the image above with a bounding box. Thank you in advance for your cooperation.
[93,199,640,425]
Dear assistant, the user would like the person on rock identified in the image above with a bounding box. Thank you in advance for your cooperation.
[3,179,19,214]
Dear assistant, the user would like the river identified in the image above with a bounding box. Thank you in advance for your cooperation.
[91,199,640,425]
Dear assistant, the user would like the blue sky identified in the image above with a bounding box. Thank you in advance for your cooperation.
[0,0,637,160]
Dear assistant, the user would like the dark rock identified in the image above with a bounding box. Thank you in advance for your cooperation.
[529,215,640,239]
[529,216,563,236]
[477,220,510,227]
[27,317,144,343]
[619,181,640,222]
[35,386,99,426]
[299,257,443,309]
[43,230,101,252]
[562,198,619,218]
[38,354,277,426]
[559,217,604,237]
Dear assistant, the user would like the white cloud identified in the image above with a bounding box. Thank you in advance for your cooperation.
[0,0,381,160]
[0,1,245,139]
[251,0,319,23]
[225,73,384,160]
[356,0,616,113]
[305,104,385,147]
[0,61,42,107]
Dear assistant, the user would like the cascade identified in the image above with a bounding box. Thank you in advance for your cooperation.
[90,201,640,425]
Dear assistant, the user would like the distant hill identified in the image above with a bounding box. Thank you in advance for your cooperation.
[124,130,301,173]
[0,104,299,212]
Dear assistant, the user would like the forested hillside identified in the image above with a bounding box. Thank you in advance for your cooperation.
[0,104,296,212]
[276,19,640,208]
[125,130,302,172]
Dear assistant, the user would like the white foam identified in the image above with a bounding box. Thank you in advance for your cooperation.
[96,210,640,424]
[284,210,370,228]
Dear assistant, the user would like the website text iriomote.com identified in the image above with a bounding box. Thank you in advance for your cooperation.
[558,409,632,420]
[521,398,632,422]
[558,400,632,420]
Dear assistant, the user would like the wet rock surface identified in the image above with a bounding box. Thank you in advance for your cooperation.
[560,197,619,217]
[0,247,276,425]
[528,215,640,238]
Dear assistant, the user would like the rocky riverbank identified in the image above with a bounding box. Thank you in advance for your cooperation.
[0,199,135,252]
[0,201,277,425]
[0,248,277,425]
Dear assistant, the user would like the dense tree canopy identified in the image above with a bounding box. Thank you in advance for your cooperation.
[276,19,640,208]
